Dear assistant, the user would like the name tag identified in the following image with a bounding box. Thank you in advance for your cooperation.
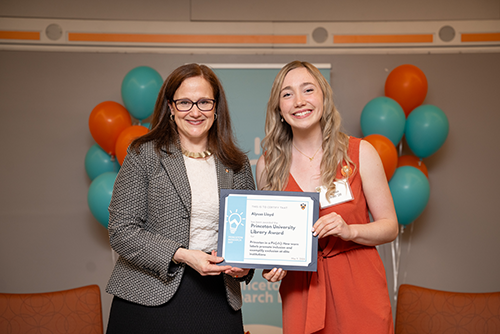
[317,179,354,209]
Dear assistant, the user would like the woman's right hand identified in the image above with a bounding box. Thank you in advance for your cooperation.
[174,248,231,276]
[262,268,287,282]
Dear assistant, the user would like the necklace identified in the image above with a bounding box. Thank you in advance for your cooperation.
[181,148,212,159]
[293,143,322,162]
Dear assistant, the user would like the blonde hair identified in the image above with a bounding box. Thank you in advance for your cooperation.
[261,61,355,197]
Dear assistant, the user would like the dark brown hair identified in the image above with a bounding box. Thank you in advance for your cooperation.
[131,63,247,171]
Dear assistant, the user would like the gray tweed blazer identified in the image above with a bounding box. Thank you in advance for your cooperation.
[105,141,255,310]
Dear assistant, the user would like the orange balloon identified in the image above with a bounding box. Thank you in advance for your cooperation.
[364,134,398,180]
[385,64,428,117]
[89,101,132,155]
[398,155,429,178]
[115,125,149,165]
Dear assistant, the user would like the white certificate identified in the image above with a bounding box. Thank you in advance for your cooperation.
[217,189,319,271]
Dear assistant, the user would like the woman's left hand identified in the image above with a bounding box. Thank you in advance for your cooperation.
[224,267,250,279]
[262,268,287,282]
[312,212,354,240]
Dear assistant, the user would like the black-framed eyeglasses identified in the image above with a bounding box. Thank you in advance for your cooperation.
[173,98,216,112]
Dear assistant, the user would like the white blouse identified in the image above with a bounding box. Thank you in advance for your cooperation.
[183,155,219,252]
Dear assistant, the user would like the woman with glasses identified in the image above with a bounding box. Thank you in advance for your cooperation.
[106,63,255,334]
[256,61,398,333]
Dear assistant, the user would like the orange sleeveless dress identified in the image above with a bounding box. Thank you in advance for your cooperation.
[280,137,394,334]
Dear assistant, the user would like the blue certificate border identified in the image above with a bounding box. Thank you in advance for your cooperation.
[217,189,319,272]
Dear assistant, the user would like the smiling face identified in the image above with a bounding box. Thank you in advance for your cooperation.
[170,76,215,151]
[279,67,324,132]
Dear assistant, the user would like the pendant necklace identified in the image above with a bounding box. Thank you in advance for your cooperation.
[293,143,322,162]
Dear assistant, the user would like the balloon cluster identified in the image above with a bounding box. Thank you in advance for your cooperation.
[360,64,449,226]
[85,66,163,228]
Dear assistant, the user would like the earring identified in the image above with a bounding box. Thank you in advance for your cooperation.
[214,113,217,120]
[170,114,174,121]
[281,116,284,123]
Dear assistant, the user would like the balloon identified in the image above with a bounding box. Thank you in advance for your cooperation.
[364,134,398,180]
[141,122,152,130]
[360,96,406,146]
[398,155,428,178]
[121,66,163,121]
[85,144,121,181]
[115,125,149,165]
[87,171,117,228]
[389,166,430,226]
[405,104,449,159]
[385,64,428,117]
[89,101,132,156]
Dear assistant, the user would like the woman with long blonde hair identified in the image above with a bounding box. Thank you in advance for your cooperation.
[256,61,398,333]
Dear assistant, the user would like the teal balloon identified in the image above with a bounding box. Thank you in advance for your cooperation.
[85,144,120,181]
[141,122,152,130]
[360,96,406,146]
[87,171,117,228]
[121,66,163,121]
[389,166,430,226]
[405,104,449,158]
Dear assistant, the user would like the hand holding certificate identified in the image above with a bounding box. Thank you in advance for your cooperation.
[217,189,319,271]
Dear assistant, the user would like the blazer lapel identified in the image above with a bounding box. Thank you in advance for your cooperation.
[216,158,233,194]
[158,144,232,212]
[159,144,191,213]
